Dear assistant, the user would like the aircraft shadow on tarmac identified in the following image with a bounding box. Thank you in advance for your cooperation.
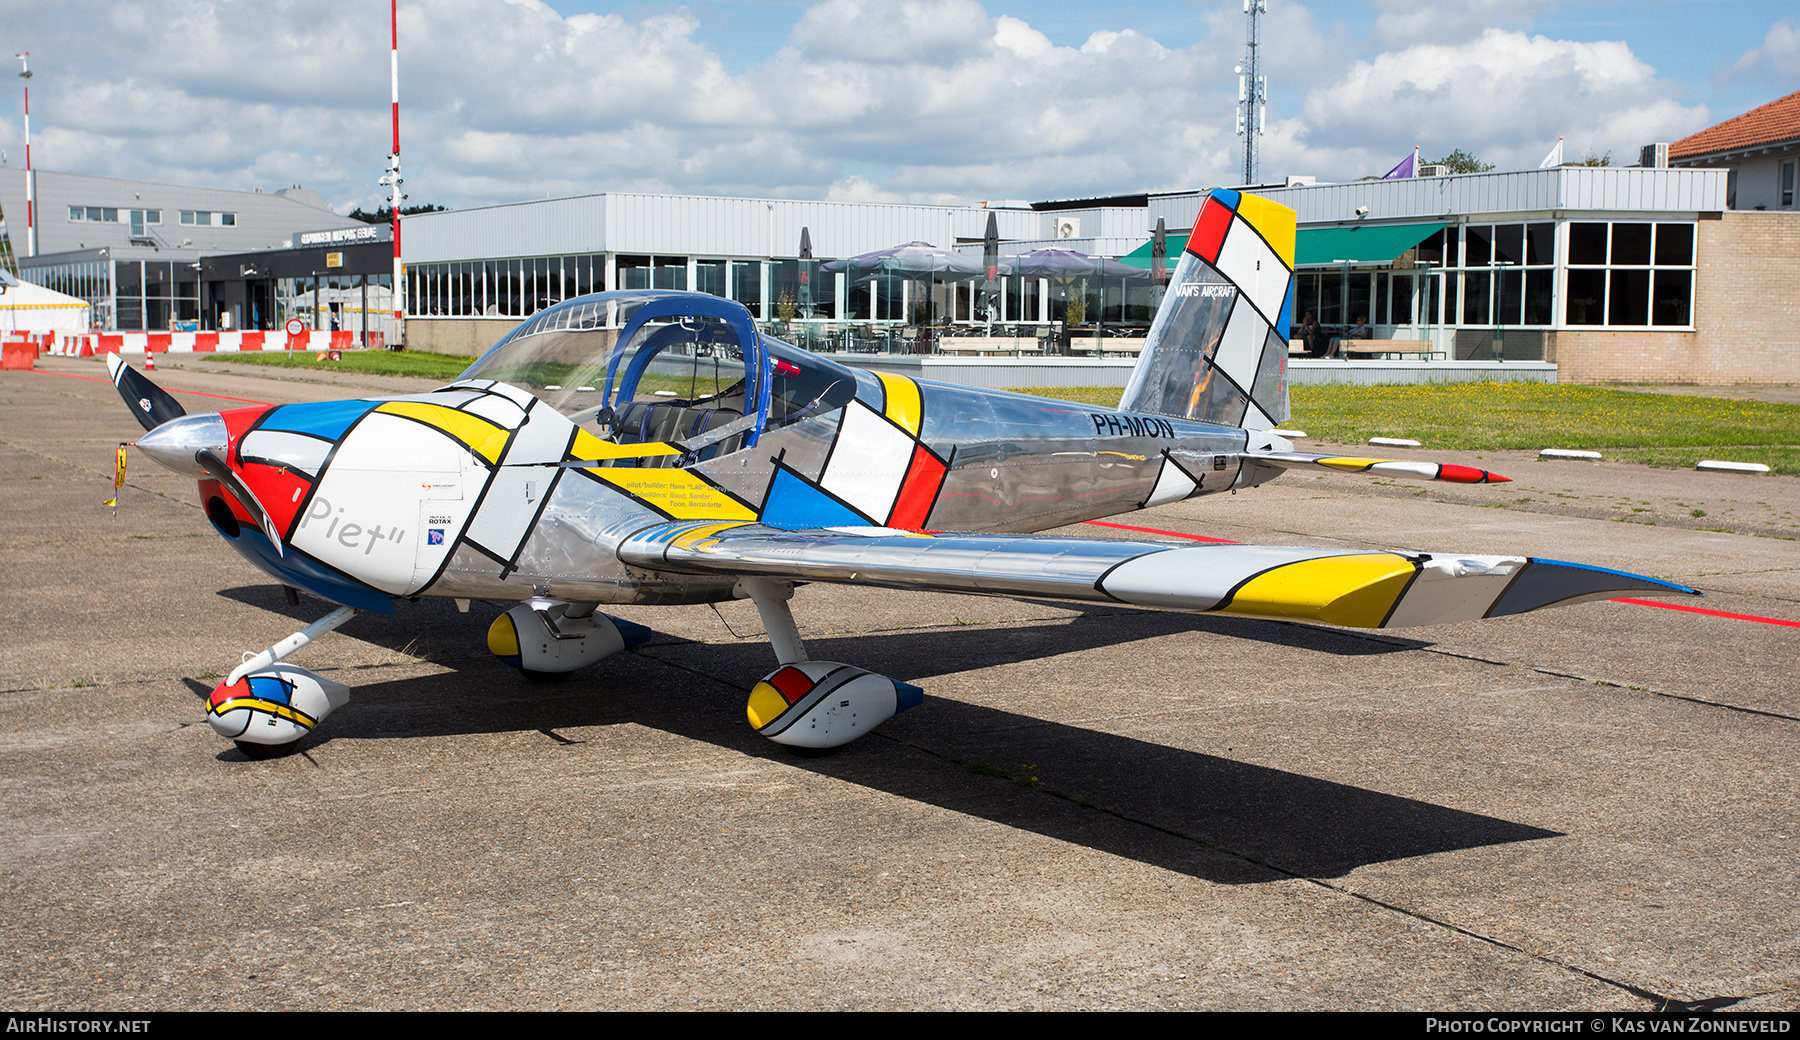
[204,586,1556,884]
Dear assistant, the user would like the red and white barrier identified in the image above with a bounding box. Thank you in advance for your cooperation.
[42,330,382,356]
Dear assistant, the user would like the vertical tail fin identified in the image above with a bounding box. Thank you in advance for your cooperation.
[1118,189,1295,430]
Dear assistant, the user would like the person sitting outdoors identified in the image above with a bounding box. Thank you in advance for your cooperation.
[1298,310,1325,357]
[1347,314,1371,340]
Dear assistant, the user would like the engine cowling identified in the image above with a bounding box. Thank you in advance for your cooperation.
[207,663,350,746]
[487,601,651,676]
[746,662,923,749]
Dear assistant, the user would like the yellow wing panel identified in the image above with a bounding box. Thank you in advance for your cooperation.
[1220,553,1418,628]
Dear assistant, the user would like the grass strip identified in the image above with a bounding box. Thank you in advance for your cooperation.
[204,349,478,382]
[1009,383,1800,476]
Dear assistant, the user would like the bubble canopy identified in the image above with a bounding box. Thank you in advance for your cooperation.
[456,290,856,451]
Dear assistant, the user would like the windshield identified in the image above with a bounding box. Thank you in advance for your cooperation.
[456,290,856,454]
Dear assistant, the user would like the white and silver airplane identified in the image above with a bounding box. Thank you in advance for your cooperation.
[109,190,1699,759]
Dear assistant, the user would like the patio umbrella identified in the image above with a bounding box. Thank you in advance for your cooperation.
[1150,217,1169,285]
[798,226,817,319]
[1006,248,1149,336]
[823,242,987,328]
[1005,248,1149,281]
[978,211,1001,323]
[821,242,987,279]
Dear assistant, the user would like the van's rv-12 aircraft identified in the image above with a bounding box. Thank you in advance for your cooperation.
[110,190,1700,758]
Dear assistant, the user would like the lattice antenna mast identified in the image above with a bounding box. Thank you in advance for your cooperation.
[1234,0,1267,186]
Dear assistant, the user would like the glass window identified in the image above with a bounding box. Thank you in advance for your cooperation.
[1525,223,1554,265]
[116,260,142,296]
[1569,223,1607,265]
[1346,271,1371,329]
[1654,224,1693,266]
[1524,269,1553,325]
[1565,269,1604,325]
[694,259,726,298]
[1782,160,1796,208]
[1415,230,1446,266]
[143,262,172,297]
[616,255,651,291]
[652,256,686,291]
[1565,221,1694,326]
[1465,225,1492,266]
[1496,269,1523,325]
[1608,269,1650,325]
[1460,271,1489,325]
[1391,273,1415,326]
[1493,224,1524,265]
[730,261,762,318]
[1611,223,1652,265]
[67,206,82,221]
[219,212,236,226]
[1652,270,1692,326]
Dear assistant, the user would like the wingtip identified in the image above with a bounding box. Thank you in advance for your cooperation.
[1435,463,1510,484]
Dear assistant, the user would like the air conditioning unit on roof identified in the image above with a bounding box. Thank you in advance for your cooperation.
[1418,164,1449,178]
[1053,217,1080,239]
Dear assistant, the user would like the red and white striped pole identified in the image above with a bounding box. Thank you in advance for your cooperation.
[16,52,35,258]
[387,1,405,346]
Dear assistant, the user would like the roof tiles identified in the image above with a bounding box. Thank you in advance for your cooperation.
[1670,90,1800,160]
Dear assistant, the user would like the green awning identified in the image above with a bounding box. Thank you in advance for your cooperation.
[1117,233,1188,269]
[1294,222,1445,267]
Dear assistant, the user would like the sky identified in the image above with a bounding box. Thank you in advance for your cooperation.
[0,0,1795,216]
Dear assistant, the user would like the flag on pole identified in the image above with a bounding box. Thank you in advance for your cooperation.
[1539,137,1564,169]
[1382,149,1417,179]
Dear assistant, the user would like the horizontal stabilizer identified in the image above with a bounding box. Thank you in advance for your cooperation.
[617,523,1699,630]
[1250,451,1510,484]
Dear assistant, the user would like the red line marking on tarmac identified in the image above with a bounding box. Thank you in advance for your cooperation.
[1083,520,1239,543]
[33,369,272,406]
[1612,597,1800,629]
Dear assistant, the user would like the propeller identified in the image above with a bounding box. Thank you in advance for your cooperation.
[102,354,279,552]
[105,353,186,432]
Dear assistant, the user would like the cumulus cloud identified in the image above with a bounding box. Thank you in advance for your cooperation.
[1368,0,1555,47]
[1721,19,1800,83]
[1294,29,1708,176]
[0,0,1732,216]
[790,0,992,63]
[0,0,1248,211]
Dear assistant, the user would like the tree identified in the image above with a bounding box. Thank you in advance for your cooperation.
[1577,151,1611,167]
[1427,149,1494,174]
[347,203,446,225]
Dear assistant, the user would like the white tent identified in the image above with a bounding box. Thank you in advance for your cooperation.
[0,270,92,332]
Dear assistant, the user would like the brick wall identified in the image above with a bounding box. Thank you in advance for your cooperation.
[1555,211,1800,384]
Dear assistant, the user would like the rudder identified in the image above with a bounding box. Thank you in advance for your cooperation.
[1118,189,1294,430]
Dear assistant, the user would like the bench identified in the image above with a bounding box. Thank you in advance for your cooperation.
[1332,337,1446,361]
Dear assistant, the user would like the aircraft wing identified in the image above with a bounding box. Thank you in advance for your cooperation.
[617,522,1700,630]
